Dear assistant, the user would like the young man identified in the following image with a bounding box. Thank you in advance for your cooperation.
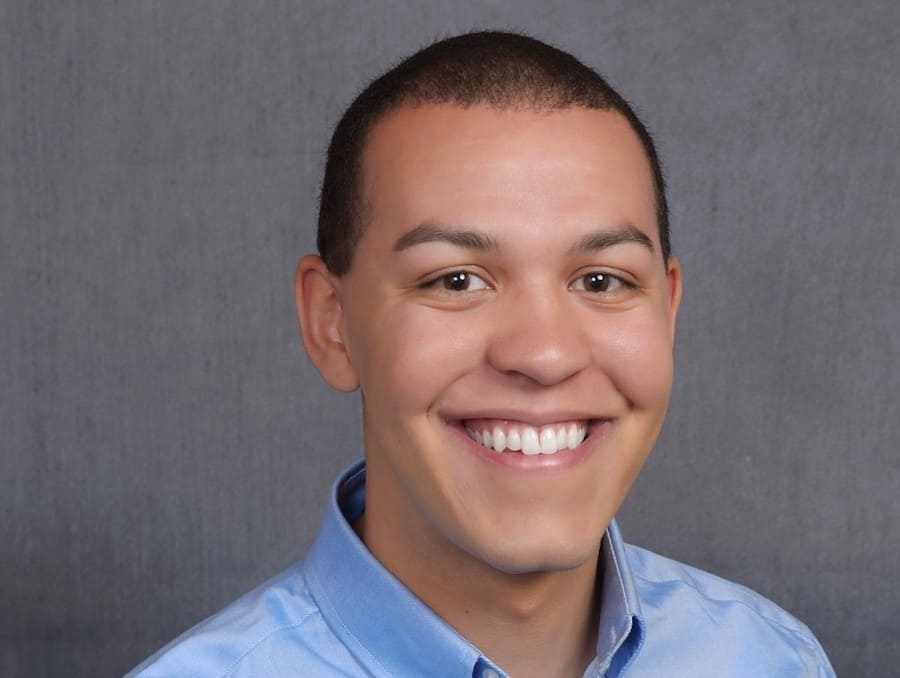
[131,32,834,677]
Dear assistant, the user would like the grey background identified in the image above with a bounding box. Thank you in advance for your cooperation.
[3,1,897,676]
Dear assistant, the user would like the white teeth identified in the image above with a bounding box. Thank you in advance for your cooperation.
[567,424,579,450]
[482,429,492,447]
[466,421,590,454]
[521,427,541,455]
[539,427,558,454]
[507,429,522,451]
[492,427,506,452]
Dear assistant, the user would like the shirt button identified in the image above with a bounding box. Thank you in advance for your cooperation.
[482,669,500,678]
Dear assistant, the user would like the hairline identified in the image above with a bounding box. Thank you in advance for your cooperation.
[316,32,672,276]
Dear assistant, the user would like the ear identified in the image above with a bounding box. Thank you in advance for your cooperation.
[664,256,683,343]
[294,254,359,392]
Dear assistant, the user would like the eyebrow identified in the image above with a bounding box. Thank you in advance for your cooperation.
[568,225,655,255]
[393,222,499,253]
[392,221,655,255]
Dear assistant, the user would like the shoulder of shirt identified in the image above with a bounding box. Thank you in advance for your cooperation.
[125,560,350,677]
[623,541,833,674]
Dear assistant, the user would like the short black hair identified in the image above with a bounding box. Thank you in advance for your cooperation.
[317,30,669,275]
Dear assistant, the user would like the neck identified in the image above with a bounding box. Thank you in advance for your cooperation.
[355,511,601,678]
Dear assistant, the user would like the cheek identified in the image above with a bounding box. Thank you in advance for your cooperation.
[593,311,674,407]
[351,304,485,413]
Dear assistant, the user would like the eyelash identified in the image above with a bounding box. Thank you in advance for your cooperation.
[425,270,491,293]
[423,270,634,295]
[569,271,634,294]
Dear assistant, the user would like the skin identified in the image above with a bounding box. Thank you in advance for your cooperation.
[295,103,681,677]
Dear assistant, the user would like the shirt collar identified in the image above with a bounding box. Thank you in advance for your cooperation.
[305,460,644,678]
[595,519,645,675]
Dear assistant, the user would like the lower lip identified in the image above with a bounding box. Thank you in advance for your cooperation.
[449,421,610,473]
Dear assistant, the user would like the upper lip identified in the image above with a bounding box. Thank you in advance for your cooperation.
[442,408,611,427]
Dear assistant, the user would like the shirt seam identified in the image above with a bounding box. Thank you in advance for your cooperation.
[631,572,824,677]
[218,610,318,678]
[307,561,394,678]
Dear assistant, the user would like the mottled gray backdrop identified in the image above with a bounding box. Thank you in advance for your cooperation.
[3,2,898,676]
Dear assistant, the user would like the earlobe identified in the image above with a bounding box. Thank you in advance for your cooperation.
[294,254,360,392]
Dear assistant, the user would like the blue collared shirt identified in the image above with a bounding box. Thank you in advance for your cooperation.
[129,460,835,677]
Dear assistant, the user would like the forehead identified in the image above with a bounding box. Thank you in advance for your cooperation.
[358,103,659,249]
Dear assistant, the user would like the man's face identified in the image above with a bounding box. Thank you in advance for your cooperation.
[335,103,680,574]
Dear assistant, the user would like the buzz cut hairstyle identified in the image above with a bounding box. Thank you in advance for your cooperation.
[317,30,670,276]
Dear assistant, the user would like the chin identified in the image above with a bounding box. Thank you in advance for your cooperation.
[465,529,601,576]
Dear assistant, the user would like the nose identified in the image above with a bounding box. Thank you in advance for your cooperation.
[485,286,591,386]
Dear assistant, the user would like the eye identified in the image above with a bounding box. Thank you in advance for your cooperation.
[436,270,490,292]
[570,272,629,294]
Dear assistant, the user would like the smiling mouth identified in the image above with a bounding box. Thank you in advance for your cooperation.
[462,418,591,455]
